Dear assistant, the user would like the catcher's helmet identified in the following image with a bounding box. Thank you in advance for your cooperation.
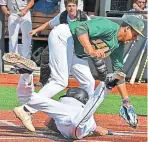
[63,87,89,104]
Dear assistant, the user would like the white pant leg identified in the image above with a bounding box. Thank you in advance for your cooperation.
[8,15,20,53]
[17,73,34,104]
[78,0,84,11]
[25,94,84,139]
[38,24,73,98]
[71,56,95,97]
[20,11,32,59]
[25,95,75,121]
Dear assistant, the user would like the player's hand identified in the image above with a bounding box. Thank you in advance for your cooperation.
[21,8,28,16]
[4,10,10,17]
[133,3,140,10]
[94,49,106,58]
[29,30,37,36]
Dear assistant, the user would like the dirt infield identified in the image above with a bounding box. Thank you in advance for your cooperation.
[0,73,147,141]
[0,74,147,96]
[0,111,147,142]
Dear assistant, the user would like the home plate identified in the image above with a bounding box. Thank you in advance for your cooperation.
[112,130,147,136]
[112,132,133,136]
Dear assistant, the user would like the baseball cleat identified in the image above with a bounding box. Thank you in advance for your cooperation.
[13,106,35,132]
[120,105,138,128]
[3,53,37,71]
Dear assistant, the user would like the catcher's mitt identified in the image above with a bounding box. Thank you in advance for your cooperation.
[120,105,138,128]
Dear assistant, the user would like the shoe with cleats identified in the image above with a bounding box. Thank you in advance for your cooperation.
[3,53,37,71]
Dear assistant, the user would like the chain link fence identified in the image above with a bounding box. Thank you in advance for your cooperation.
[110,0,132,11]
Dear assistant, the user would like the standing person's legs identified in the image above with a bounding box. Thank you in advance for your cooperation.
[38,24,73,98]
[78,0,84,11]
[20,11,32,59]
[8,15,20,73]
[8,15,20,53]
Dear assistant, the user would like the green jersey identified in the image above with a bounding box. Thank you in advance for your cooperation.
[69,17,124,72]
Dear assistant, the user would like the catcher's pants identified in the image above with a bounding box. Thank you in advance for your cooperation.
[38,24,95,98]
[17,24,94,108]
[8,12,32,59]
[25,82,109,139]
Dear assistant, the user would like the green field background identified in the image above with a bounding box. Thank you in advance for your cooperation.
[0,86,147,115]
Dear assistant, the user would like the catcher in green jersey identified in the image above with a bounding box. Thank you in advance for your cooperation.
[68,15,145,128]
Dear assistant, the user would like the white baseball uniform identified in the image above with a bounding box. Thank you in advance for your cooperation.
[17,11,94,106]
[0,0,32,59]
[25,82,109,139]
[60,0,84,13]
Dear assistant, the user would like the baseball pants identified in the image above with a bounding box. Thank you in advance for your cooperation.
[17,24,95,108]
[8,11,32,59]
[24,81,109,139]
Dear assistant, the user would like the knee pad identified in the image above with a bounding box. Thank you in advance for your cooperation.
[40,64,51,86]
[88,57,108,81]
[31,47,44,66]
[41,46,49,65]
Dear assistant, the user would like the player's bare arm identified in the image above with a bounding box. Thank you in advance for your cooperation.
[29,22,49,36]
[21,0,34,16]
[94,126,109,136]
[1,5,10,17]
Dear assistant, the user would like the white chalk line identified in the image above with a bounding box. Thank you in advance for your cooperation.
[0,119,70,141]
[0,120,21,128]
[0,119,147,140]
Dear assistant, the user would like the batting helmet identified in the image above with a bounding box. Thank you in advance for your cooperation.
[62,87,89,104]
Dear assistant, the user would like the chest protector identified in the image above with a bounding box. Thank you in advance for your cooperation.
[60,10,88,24]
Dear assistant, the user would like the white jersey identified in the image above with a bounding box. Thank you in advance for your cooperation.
[130,8,148,19]
[0,0,28,14]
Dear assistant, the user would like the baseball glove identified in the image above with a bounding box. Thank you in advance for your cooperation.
[120,105,138,128]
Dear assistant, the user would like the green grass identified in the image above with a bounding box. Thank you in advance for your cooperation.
[0,86,147,115]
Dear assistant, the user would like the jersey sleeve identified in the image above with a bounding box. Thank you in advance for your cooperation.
[0,0,7,5]
[110,42,124,72]
[49,13,61,28]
